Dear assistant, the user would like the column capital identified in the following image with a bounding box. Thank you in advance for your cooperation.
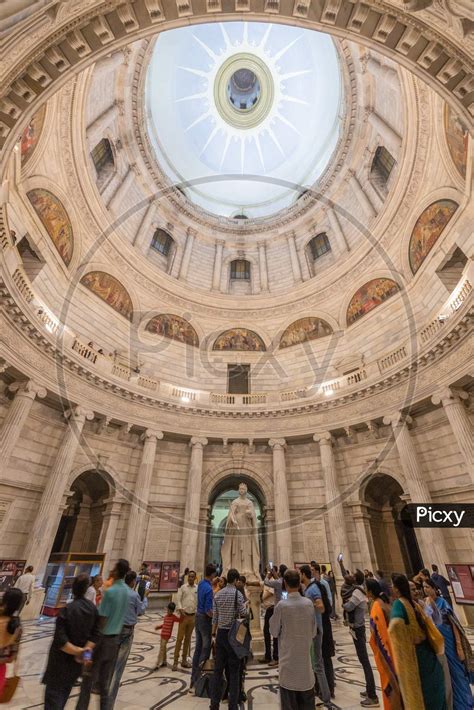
[432,387,468,407]
[187,227,197,238]
[313,431,332,444]
[268,438,286,449]
[190,436,208,448]
[383,412,413,428]
[257,240,266,249]
[142,428,164,442]
[216,238,225,247]
[285,231,296,241]
[65,406,94,422]
[9,379,47,400]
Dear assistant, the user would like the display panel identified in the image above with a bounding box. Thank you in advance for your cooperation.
[159,562,180,592]
[446,564,474,605]
[0,560,25,592]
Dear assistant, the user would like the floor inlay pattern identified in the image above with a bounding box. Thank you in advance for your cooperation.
[9,611,474,709]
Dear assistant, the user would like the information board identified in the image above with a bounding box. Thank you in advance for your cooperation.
[0,560,26,592]
[142,561,163,592]
[446,564,474,605]
[159,561,180,592]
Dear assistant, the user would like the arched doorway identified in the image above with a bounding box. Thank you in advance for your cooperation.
[206,474,266,574]
[52,470,111,554]
[363,474,423,577]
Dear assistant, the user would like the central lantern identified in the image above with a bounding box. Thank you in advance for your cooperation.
[145,22,343,218]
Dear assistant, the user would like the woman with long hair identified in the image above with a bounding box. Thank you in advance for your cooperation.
[366,579,402,710]
[423,579,473,710]
[0,587,23,694]
[389,573,447,710]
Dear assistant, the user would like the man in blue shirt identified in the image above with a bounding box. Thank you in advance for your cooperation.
[300,564,333,709]
[431,564,453,606]
[108,570,147,705]
[190,563,216,689]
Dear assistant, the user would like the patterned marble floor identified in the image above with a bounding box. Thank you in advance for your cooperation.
[5,610,454,709]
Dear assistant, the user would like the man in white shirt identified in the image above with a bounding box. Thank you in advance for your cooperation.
[173,569,197,670]
[270,568,318,710]
[14,565,35,611]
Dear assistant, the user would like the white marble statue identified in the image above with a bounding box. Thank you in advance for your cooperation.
[221,482,261,583]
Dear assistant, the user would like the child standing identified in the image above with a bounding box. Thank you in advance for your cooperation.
[154,602,181,670]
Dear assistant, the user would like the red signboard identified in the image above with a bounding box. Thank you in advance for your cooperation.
[159,561,180,592]
[142,561,163,593]
[0,560,26,592]
[446,564,474,605]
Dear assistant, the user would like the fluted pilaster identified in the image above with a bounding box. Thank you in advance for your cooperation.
[180,437,208,570]
[25,406,94,578]
[124,428,163,568]
[432,388,473,482]
[269,438,294,566]
[0,380,46,468]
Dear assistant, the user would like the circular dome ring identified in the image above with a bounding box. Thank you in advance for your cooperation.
[214,53,274,130]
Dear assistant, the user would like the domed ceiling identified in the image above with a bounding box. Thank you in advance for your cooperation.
[145,22,342,218]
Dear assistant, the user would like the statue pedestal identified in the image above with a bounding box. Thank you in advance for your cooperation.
[247,583,265,660]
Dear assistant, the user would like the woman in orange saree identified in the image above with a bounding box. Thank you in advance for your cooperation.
[366,579,403,710]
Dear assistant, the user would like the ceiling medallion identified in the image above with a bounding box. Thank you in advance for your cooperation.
[214,53,274,130]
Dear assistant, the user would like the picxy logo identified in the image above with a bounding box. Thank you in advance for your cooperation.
[404,503,473,528]
[416,506,464,527]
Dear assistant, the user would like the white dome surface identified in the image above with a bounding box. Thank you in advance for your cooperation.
[145,22,343,218]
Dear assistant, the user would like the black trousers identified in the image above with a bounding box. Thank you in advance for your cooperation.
[279,686,316,709]
[210,628,241,710]
[44,682,76,710]
[263,606,278,661]
[76,634,119,710]
[352,626,376,700]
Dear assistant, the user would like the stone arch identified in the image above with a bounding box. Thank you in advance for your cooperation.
[203,460,272,508]
[357,467,407,504]
[67,462,118,494]
[79,269,134,321]
[0,5,472,173]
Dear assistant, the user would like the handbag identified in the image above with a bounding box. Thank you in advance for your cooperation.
[228,590,250,659]
[0,673,20,703]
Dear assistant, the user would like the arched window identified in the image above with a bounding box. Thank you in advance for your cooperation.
[91,138,115,189]
[151,228,173,256]
[230,259,251,281]
[370,146,396,191]
[308,233,331,260]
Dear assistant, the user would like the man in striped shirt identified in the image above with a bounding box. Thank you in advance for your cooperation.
[209,568,248,710]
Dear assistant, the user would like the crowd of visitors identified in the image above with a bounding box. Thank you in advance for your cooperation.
[0,559,472,709]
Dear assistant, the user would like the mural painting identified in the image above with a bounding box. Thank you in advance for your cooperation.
[27,188,73,266]
[347,278,400,325]
[213,328,266,351]
[20,105,46,165]
[80,271,133,321]
[409,199,459,274]
[145,314,199,347]
[444,104,469,179]
[279,317,333,348]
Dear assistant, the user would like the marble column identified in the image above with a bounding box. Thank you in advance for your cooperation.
[133,203,156,252]
[212,239,225,290]
[268,439,294,566]
[383,413,449,567]
[107,166,136,212]
[86,102,119,145]
[432,388,473,482]
[97,499,123,575]
[326,208,350,254]
[24,406,94,579]
[124,429,163,569]
[367,108,402,154]
[366,56,399,91]
[286,233,303,283]
[348,172,377,219]
[351,503,378,572]
[180,437,208,570]
[179,228,196,280]
[0,380,46,468]
[314,432,352,575]
[257,241,269,291]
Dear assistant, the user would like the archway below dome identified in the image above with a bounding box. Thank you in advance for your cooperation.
[52,469,111,555]
[206,474,266,574]
[363,473,423,578]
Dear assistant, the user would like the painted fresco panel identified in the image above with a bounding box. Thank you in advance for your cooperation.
[27,188,73,266]
[21,105,46,165]
[80,271,133,321]
[213,328,266,351]
[444,104,469,179]
[347,278,400,325]
[279,317,333,348]
[409,199,458,274]
[145,314,199,347]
